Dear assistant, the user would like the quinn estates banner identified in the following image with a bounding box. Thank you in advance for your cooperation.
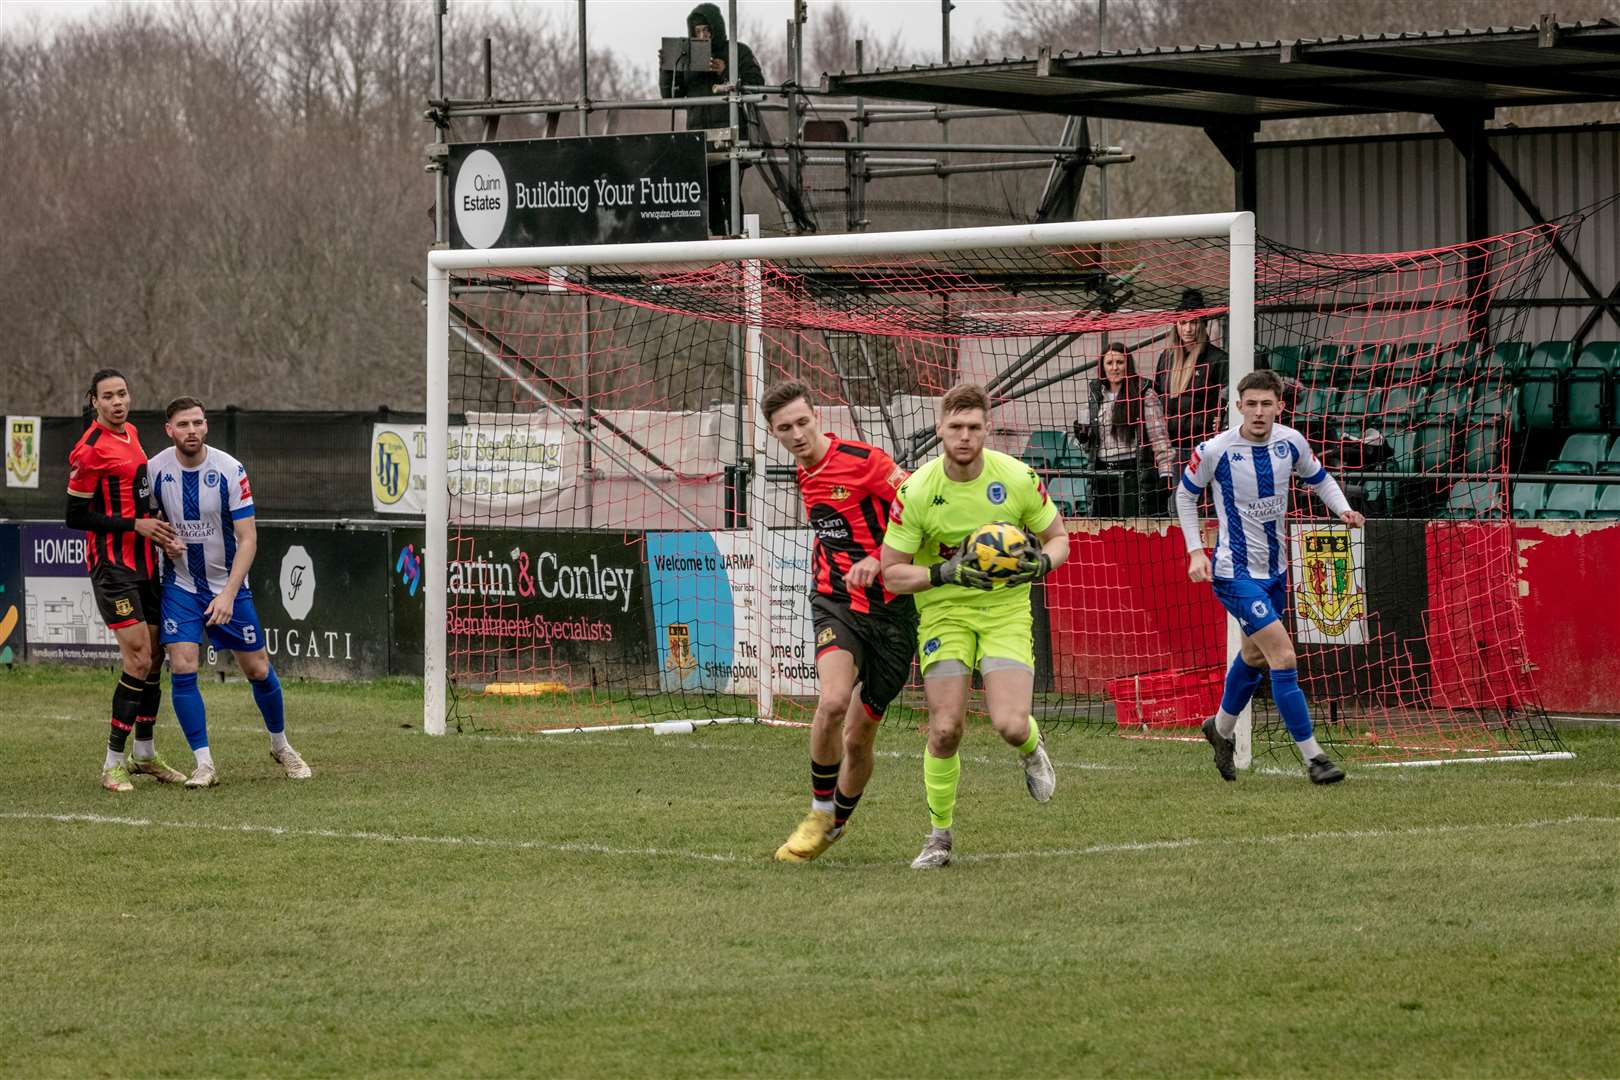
[448,132,708,249]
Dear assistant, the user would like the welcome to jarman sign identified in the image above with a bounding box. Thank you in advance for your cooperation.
[448,132,708,249]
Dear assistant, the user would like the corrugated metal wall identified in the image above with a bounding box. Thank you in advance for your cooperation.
[1258,125,1620,345]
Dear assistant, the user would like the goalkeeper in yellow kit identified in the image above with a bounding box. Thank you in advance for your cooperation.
[880,383,1070,869]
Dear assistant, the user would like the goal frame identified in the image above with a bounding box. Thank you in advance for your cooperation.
[423,211,1258,746]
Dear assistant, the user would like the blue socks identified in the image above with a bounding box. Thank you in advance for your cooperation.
[1219,656,1266,718]
[251,667,285,735]
[171,671,209,751]
[1270,668,1313,743]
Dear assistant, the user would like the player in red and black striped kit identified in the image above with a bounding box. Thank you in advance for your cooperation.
[765,381,918,863]
[66,369,186,792]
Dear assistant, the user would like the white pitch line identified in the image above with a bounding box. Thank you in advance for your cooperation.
[460,731,1620,790]
[0,811,737,864]
[4,810,1615,871]
[957,814,1620,864]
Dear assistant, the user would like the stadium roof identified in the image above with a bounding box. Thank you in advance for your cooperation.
[821,18,1620,127]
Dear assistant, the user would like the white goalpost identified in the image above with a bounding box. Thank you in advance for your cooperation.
[422,211,1257,741]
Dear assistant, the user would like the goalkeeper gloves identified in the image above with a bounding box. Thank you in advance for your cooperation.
[1003,543,1053,586]
[930,549,993,591]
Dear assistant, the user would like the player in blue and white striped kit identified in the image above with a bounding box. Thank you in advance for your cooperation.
[149,397,312,788]
[1174,369,1363,784]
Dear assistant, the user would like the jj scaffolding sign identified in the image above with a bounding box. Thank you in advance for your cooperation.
[448,133,708,249]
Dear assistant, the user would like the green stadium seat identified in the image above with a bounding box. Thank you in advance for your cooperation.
[1392,342,1439,384]
[1594,485,1620,519]
[1414,420,1453,474]
[1434,343,1478,384]
[1266,345,1305,379]
[1338,388,1383,437]
[1517,341,1576,430]
[1487,341,1531,385]
[1021,429,1082,470]
[1601,437,1620,477]
[1420,384,1470,420]
[1537,483,1597,520]
[1548,433,1609,476]
[1440,480,1502,519]
[1521,340,1576,380]
[1347,345,1391,388]
[1510,482,1546,519]
[1298,385,1336,421]
[1380,386,1418,422]
[1299,345,1344,387]
[1046,475,1088,517]
[1462,426,1499,474]
[1470,384,1514,423]
[1382,430,1416,473]
[1566,342,1617,432]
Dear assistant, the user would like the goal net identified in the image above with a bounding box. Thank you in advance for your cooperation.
[423,212,1568,767]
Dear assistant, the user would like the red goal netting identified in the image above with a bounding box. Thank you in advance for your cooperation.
[433,222,1567,764]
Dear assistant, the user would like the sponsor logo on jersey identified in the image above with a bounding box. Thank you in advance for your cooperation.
[931,495,947,506]
[1239,495,1286,522]
[986,482,1007,505]
[886,465,907,489]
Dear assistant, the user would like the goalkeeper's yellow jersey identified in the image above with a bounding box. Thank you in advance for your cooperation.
[882,448,1059,616]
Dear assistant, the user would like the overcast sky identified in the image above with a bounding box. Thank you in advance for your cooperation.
[0,1,1020,67]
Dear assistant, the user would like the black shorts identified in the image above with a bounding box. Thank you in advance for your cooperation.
[91,564,161,631]
[811,593,918,718]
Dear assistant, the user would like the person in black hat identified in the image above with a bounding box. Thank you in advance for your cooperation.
[1153,288,1230,470]
[658,3,765,236]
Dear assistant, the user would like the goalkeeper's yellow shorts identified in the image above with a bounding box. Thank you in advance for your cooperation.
[916,603,1034,675]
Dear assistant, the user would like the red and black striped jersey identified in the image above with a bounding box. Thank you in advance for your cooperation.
[68,420,157,578]
[797,435,908,615]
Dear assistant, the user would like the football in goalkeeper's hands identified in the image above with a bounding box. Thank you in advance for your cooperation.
[966,521,1030,581]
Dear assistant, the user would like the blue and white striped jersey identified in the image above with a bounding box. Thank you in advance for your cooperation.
[1176,423,1349,581]
[148,446,256,598]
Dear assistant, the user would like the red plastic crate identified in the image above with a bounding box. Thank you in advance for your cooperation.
[1106,666,1225,729]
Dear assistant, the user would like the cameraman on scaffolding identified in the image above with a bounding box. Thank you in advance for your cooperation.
[659,3,764,237]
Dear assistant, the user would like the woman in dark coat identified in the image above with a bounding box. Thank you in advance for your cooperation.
[1073,343,1176,518]
[1153,289,1229,463]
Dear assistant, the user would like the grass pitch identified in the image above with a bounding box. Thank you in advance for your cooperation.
[2,664,1616,1078]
